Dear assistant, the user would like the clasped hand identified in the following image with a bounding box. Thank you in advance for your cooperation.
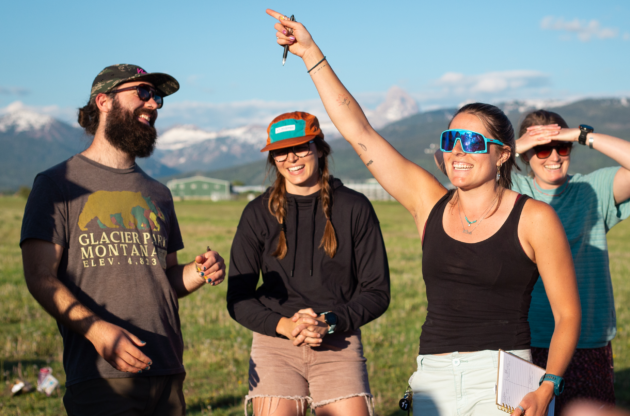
[276,308,329,347]
[291,308,329,347]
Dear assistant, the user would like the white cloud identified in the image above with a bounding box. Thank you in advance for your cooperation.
[541,16,619,41]
[0,86,30,96]
[434,70,549,95]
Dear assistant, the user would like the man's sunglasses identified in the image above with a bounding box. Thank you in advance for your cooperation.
[109,84,164,108]
[270,141,314,162]
[440,129,504,154]
[533,143,572,159]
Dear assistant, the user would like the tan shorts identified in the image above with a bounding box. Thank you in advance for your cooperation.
[246,330,372,414]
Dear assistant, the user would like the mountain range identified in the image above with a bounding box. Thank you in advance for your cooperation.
[165,97,630,186]
[1,93,629,192]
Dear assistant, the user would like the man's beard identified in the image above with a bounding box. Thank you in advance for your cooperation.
[104,98,157,159]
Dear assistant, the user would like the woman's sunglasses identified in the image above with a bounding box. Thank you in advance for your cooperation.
[440,129,504,154]
[533,143,572,159]
[109,84,164,109]
[270,141,314,162]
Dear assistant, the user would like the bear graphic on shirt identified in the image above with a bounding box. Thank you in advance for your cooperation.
[77,191,165,231]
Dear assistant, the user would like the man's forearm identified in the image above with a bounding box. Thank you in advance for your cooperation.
[26,272,102,338]
[166,262,205,298]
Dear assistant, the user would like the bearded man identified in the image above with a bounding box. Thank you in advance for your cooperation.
[20,64,225,416]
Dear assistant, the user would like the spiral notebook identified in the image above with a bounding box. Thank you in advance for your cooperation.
[496,350,555,415]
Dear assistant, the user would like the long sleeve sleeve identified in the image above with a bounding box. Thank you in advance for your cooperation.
[226,205,284,337]
[331,201,390,332]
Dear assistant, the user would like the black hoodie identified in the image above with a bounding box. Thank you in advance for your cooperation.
[227,177,390,337]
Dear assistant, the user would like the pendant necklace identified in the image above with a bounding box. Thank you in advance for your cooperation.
[457,191,499,235]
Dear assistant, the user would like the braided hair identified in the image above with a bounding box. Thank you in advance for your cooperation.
[267,137,337,259]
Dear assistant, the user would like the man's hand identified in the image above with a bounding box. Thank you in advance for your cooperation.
[86,320,152,373]
[194,248,226,286]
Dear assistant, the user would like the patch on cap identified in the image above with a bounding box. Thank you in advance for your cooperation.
[261,111,324,152]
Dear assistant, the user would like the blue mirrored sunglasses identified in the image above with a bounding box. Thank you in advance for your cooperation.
[440,129,504,154]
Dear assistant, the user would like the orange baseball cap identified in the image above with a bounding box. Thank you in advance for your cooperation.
[261,111,324,152]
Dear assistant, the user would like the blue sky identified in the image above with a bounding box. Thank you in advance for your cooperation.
[1,0,628,130]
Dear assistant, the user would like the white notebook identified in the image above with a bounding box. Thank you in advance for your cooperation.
[496,350,555,415]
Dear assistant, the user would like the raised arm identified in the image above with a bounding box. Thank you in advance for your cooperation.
[266,9,446,225]
[21,239,152,373]
[517,126,630,204]
[514,200,581,416]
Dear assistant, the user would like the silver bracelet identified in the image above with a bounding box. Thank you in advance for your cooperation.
[588,134,595,149]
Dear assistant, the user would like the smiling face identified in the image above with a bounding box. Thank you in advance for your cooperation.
[110,81,159,126]
[525,141,571,188]
[102,81,160,158]
[444,112,510,190]
[273,142,323,195]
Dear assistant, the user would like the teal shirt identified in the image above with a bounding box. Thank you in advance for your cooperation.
[512,167,630,348]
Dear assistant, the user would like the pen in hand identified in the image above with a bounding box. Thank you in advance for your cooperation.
[197,246,216,285]
[282,15,295,66]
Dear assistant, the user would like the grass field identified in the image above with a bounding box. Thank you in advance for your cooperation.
[1,197,629,415]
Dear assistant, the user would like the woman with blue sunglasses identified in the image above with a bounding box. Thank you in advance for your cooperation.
[268,10,581,416]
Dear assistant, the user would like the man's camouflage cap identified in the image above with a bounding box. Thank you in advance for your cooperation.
[89,64,180,102]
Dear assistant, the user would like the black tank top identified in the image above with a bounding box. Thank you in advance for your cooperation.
[419,190,539,354]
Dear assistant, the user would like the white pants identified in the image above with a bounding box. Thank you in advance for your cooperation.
[408,349,532,416]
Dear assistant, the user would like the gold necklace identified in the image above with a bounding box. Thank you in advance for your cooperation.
[457,191,499,235]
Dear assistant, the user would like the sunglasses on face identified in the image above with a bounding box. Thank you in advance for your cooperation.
[270,141,314,162]
[109,84,164,108]
[533,143,572,159]
[440,129,504,154]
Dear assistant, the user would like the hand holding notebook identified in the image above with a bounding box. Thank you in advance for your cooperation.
[496,350,556,416]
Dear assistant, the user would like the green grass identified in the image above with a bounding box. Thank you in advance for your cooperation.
[1,197,628,415]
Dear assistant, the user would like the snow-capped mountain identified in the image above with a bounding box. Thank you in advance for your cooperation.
[157,124,267,151]
[0,102,56,133]
[153,124,268,171]
[366,86,420,127]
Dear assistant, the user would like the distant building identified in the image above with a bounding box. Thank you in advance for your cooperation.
[345,179,395,201]
[167,176,231,201]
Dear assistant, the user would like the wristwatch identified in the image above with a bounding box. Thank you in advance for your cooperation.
[539,374,565,396]
[320,311,338,334]
[578,124,594,146]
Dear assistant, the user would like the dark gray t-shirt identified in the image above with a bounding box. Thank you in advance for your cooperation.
[21,154,185,386]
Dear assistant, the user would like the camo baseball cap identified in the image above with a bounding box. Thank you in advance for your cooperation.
[89,64,179,102]
[261,111,324,152]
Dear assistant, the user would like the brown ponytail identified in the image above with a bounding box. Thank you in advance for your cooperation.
[266,137,336,259]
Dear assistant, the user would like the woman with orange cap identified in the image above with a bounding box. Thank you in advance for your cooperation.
[227,111,390,416]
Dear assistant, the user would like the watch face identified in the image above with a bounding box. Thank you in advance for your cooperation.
[580,124,594,132]
[325,312,338,326]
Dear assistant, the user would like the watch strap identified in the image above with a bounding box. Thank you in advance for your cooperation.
[320,311,337,334]
[539,373,565,396]
[578,124,594,146]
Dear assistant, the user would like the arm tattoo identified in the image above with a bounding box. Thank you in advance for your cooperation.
[336,94,351,108]
[358,143,367,151]
[366,160,373,167]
